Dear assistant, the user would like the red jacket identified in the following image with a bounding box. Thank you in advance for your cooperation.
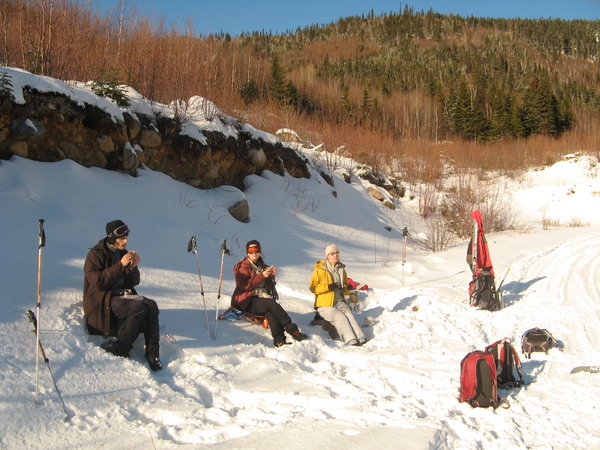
[231,257,271,311]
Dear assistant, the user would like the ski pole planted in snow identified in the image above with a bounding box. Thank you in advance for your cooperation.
[469,213,479,306]
[214,239,230,340]
[497,267,511,292]
[26,310,71,421]
[35,219,45,404]
[496,267,510,310]
[187,236,210,333]
[470,216,478,274]
[401,227,409,284]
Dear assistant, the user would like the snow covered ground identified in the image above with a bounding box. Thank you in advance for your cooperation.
[1,153,600,449]
[1,68,600,449]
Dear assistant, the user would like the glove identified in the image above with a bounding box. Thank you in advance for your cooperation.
[347,292,361,312]
[328,283,340,291]
[348,292,360,304]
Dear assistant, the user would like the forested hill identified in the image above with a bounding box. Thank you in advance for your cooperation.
[2,3,599,171]
[236,9,600,142]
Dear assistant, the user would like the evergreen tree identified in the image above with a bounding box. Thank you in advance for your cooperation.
[269,54,288,105]
[521,73,566,137]
[240,80,260,105]
[0,70,14,102]
[340,81,353,120]
[360,88,371,123]
[446,78,489,141]
[90,69,129,107]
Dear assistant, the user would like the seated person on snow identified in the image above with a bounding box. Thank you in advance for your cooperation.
[230,239,308,347]
[309,244,366,346]
[83,220,162,371]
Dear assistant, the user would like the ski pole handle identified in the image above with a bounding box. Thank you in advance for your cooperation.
[26,309,38,333]
[187,236,197,254]
[221,239,230,255]
[38,219,46,249]
[217,239,230,299]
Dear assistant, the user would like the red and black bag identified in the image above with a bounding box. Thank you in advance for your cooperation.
[467,210,502,311]
[459,351,503,408]
[485,338,524,387]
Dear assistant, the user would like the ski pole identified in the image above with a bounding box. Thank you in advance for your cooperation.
[26,310,70,421]
[214,239,230,340]
[35,219,45,404]
[401,227,408,284]
[469,213,479,306]
[497,267,511,292]
[470,214,478,273]
[187,236,210,333]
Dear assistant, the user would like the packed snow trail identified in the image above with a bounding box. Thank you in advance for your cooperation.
[504,231,600,360]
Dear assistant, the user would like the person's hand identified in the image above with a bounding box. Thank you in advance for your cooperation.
[328,283,340,291]
[129,251,140,268]
[347,293,361,311]
[263,266,276,277]
[120,253,130,267]
[121,251,139,268]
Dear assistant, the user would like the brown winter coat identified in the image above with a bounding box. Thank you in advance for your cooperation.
[83,239,140,336]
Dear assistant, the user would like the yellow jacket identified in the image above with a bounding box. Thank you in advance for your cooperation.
[309,260,350,308]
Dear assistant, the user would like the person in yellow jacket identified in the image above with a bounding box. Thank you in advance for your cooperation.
[309,244,366,346]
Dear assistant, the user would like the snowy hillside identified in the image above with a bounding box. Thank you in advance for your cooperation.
[1,152,600,449]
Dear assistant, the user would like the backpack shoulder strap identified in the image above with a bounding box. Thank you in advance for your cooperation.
[541,329,562,351]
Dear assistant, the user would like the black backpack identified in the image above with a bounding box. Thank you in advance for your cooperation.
[485,338,524,387]
[469,271,501,311]
[521,328,558,359]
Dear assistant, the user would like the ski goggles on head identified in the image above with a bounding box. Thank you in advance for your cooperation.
[110,224,130,238]
[247,247,261,254]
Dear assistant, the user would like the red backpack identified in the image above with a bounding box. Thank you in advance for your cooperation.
[459,351,502,408]
[485,338,524,387]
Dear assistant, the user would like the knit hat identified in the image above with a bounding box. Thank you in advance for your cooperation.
[246,240,261,252]
[325,244,339,257]
[106,220,129,239]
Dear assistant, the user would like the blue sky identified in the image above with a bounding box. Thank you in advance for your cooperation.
[99,0,600,36]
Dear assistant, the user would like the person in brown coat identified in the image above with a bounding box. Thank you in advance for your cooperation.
[83,220,161,371]
[231,240,308,347]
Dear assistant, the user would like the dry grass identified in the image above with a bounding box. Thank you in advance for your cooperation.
[1,0,598,190]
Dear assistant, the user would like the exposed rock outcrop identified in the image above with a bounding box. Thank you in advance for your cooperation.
[0,90,310,190]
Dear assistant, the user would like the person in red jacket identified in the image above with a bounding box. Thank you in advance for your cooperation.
[83,220,161,371]
[231,240,308,347]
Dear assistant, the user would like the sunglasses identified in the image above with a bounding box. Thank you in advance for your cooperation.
[328,251,339,256]
[247,247,261,254]
[111,224,130,238]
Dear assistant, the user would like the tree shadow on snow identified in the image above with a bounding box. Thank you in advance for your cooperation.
[500,276,546,307]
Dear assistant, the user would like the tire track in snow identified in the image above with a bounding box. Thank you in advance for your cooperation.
[516,232,600,358]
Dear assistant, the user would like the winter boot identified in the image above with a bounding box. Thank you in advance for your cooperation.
[101,339,131,357]
[290,329,308,342]
[274,337,290,347]
[145,353,162,372]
